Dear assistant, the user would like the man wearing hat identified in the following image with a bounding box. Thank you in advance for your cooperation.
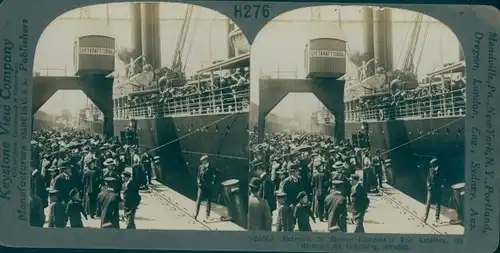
[121,170,141,229]
[253,162,276,215]
[53,164,72,203]
[311,163,329,222]
[325,180,347,232]
[82,158,103,219]
[371,150,383,189]
[279,164,302,207]
[97,177,121,229]
[423,158,444,225]
[350,174,369,233]
[194,155,217,220]
[332,162,351,204]
[248,177,272,231]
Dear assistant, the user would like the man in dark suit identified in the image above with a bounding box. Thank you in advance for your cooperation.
[423,158,444,224]
[247,177,272,231]
[97,177,121,229]
[82,160,102,218]
[350,174,369,233]
[325,180,347,232]
[121,170,141,229]
[279,165,302,207]
[254,163,276,216]
[194,155,217,220]
[54,165,72,203]
[311,165,329,221]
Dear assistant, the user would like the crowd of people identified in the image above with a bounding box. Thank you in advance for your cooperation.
[120,67,250,117]
[246,131,387,233]
[29,128,157,229]
[246,130,447,232]
[352,76,466,120]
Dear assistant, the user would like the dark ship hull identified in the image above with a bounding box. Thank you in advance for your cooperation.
[99,112,250,201]
[345,117,465,205]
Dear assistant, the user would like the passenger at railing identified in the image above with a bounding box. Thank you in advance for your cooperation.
[114,66,250,117]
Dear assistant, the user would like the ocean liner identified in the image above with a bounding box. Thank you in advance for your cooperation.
[84,4,251,202]
[342,11,466,204]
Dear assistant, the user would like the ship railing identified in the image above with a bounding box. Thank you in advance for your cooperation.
[345,90,466,121]
[113,85,250,119]
[161,86,249,116]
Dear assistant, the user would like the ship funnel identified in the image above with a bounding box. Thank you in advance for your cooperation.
[373,8,393,71]
[141,3,161,68]
[361,7,374,73]
[130,3,142,59]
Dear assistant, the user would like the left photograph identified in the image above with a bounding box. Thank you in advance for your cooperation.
[30,2,250,230]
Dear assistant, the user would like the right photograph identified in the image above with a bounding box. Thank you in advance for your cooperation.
[248,6,466,234]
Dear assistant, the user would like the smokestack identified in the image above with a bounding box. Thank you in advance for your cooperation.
[227,19,236,59]
[130,3,142,59]
[361,7,374,73]
[458,46,465,61]
[141,3,161,68]
[373,8,392,72]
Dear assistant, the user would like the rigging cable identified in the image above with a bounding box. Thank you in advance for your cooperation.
[379,115,465,156]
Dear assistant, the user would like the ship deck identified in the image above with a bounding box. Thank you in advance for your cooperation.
[43,180,244,231]
[273,181,464,235]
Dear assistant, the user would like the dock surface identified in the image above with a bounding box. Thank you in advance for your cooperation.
[43,180,244,231]
[272,183,464,234]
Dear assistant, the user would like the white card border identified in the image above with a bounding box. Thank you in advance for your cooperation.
[0,1,498,252]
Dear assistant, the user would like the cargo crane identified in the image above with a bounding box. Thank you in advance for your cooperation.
[161,6,200,88]
[390,13,429,92]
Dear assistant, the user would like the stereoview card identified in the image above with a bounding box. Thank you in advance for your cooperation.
[0,1,498,253]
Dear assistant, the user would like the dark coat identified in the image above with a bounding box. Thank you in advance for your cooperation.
[351,183,369,212]
[247,195,272,231]
[279,176,301,206]
[66,200,87,228]
[294,202,315,231]
[427,166,443,192]
[53,172,71,201]
[48,201,67,228]
[325,191,347,232]
[351,183,370,212]
[197,165,217,190]
[31,169,48,207]
[311,171,329,197]
[276,204,294,232]
[82,169,102,194]
[29,195,45,227]
[259,173,276,212]
[122,179,141,208]
[97,188,121,229]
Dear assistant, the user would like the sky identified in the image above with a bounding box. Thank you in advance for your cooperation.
[35,4,462,120]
